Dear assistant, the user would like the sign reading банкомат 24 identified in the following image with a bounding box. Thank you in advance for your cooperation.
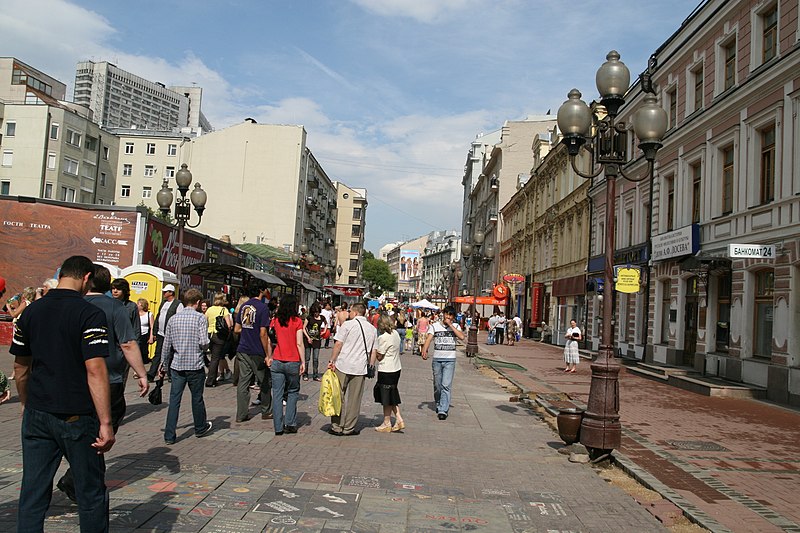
[728,244,776,259]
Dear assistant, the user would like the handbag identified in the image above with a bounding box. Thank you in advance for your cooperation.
[215,309,230,340]
[148,378,163,405]
[268,318,278,346]
[356,319,376,379]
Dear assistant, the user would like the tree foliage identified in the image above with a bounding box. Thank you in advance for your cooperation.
[362,251,395,295]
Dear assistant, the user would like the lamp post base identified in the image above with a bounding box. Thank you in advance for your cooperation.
[579,344,621,451]
[465,325,479,357]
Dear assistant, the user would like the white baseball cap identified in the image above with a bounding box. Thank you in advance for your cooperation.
[162,284,176,292]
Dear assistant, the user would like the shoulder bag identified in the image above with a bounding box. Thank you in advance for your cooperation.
[356,319,376,378]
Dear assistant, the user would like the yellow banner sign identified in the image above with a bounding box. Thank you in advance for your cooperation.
[615,267,641,293]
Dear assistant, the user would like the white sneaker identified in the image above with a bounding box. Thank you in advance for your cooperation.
[251,398,261,406]
[283,400,287,406]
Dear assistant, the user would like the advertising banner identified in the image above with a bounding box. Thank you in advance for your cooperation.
[399,249,421,282]
[531,282,544,325]
[142,217,206,289]
[652,224,699,262]
[453,295,507,306]
[0,198,140,294]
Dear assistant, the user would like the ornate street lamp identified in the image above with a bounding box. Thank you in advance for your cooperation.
[461,229,486,357]
[556,51,667,456]
[156,164,206,292]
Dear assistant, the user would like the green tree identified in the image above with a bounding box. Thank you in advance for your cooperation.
[362,252,396,296]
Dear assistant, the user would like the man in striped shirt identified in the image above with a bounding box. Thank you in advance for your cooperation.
[158,288,213,444]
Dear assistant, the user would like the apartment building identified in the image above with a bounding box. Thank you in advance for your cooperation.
[0,58,118,204]
[420,230,461,299]
[74,61,211,133]
[334,182,368,287]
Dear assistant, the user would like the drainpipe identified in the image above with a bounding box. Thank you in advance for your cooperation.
[39,112,52,198]
[91,133,102,204]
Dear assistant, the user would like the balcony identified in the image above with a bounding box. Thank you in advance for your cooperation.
[488,211,498,224]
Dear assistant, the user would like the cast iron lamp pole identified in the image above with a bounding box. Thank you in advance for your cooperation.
[460,229,486,357]
[556,51,667,455]
[156,164,207,294]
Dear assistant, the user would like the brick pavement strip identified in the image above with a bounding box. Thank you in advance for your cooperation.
[475,335,800,533]
[0,344,666,532]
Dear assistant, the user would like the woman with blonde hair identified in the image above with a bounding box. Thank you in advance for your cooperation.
[372,313,404,432]
[205,292,234,387]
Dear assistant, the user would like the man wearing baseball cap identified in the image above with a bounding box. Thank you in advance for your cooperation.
[146,284,184,382]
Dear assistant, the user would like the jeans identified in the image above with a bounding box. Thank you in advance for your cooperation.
[270,360,301,432]
[487,329,496,345]
[236,353,271,421]
[396,328,406,353]
[19,408,108,533]
[164,369,208,442]
[432,359,456,415]
[304,346,320,378]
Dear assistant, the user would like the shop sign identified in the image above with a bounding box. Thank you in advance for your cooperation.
[728,243,775,259]
[503,273,525,284]
[652,224,699,262]
[530,282,544,325]
[453,295,507,306]
[614,266,641,293]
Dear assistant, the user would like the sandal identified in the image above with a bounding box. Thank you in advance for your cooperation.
[391,421,405,432]
[375,424,393,432]
[302,376,309,381]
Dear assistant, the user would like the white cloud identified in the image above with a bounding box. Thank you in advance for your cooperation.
[349,0,481,23]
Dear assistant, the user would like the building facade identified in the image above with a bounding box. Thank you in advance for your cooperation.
[74,61,211,133]
[420,230,461,299]
[387,234,429,300]
[333,182,367,288]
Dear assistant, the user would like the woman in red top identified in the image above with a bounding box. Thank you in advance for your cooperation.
[267,295,305,435]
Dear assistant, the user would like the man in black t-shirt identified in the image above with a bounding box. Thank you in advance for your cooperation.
[10,255,113,533]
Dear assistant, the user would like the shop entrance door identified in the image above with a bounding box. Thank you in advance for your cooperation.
[555,304,577,347]
[683,277,699,366]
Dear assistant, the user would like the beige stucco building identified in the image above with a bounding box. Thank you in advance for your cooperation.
[333,182,367,287]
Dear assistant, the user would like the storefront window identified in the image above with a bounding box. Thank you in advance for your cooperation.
[660,279,671,344]
[753,270,774,358]
[715,273,731,352]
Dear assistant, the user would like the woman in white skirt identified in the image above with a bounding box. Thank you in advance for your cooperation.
[563,319,581,373]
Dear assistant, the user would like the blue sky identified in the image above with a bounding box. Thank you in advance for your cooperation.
[1,0,702,253]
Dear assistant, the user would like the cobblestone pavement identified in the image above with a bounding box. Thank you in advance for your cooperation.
[480,335,800,533]
[0,342,664,532]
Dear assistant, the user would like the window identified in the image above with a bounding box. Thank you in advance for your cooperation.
[723,40,736,91]
[165,166,175,178]
[625,209,633,247]
[66,129,82,147]
[120,185,131,198]
[667,87,677,129]
[50,123,59,140]
[63,157,79,175]
[146,143,156,155]
[2,150,12,167]
[46,152,57,170]
[99,173,107,187]
[60,186,75,202]
[123,164,132,177]
[142,186,152,199]
[167,144,177,156]
[760,125,775,204]
[716,273,731,352]
[693,65,703,112]
[5,122,16,137]
[85,136,98,152]
[753,270,774,357]
[722,146,734,215]
[661,279,671,344]
[350,242,360,254]
[351,224,361,237]
[102,146,109,160]
[665,175,675,231]
[144,165,155,177]
[125,142,134,154]
[762,7,777,63]
[691,162,702,223]
[44,182,53,199]
[0,181,9,195]
[353,207,362,220]
[349,258,359,271]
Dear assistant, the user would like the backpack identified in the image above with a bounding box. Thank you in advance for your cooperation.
[215,309,230,340]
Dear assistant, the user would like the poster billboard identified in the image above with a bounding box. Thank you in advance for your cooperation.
[0,198,140,295]
[399,249,421,282]
[142,217,206,289]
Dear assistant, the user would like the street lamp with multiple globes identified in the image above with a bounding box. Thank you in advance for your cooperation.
[461,229,493,357]
[156,164,207,292]
[556,51,667,456]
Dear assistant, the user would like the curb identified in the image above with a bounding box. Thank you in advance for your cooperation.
[472,353,726,533]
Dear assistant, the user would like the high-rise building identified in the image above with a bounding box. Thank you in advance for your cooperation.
[334,183,368,287]
[73,61,211,133]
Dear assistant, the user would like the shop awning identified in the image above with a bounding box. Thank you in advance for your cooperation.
[325,287,345,296]
[297,281,321,292]
[183,263,286,286]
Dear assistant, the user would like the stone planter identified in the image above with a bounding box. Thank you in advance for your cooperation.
[556,408,584,445]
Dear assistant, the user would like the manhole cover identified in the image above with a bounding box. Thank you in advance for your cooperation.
[664,440,729,452]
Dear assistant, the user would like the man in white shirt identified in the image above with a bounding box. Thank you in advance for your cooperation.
[320,302,333,349]
[327,302,377,436]
[487,312,499,345]
[422,306,465,420]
